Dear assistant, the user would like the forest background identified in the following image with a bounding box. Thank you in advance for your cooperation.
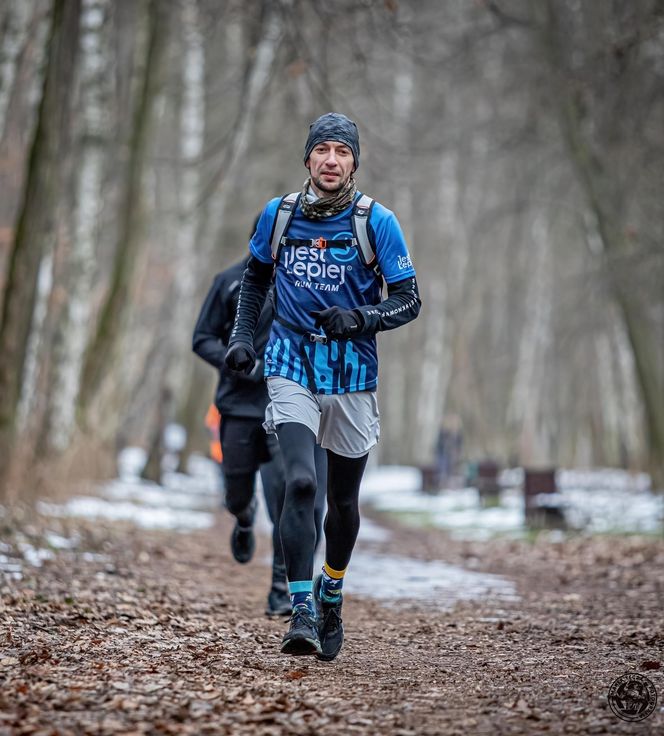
[0,0,662,500]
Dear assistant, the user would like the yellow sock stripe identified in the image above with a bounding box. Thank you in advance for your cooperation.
[323,562,346,580]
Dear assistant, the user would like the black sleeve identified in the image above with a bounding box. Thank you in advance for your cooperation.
[354,276,421,336]
[192,275,232,369]
[228,256,274,347]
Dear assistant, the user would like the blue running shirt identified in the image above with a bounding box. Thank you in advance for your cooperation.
[250,193,416,394]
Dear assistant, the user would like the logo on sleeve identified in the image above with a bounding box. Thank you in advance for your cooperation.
[397,253,413,270]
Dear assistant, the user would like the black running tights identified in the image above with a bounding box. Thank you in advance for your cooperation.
[276,422,368,582]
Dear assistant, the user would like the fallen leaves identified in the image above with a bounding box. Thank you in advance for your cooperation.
[0,511,662,735]
[284,669,306,681]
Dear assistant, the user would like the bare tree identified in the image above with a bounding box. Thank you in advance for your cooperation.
[535,0,664,481]
[0,0,81,493]
[77,0,171,416]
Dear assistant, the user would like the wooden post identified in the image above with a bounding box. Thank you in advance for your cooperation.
[523,468,566,530]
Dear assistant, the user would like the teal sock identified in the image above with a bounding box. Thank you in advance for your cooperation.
[320,562,345,603]
[288,580,313,614]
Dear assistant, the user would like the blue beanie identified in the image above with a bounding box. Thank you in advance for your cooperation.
[303,112,360,171]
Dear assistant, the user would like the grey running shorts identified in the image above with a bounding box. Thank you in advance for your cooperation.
[264,377,380,458]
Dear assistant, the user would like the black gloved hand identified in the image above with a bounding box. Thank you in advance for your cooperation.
[240,358,264,384]
[312,306,362,340]
[224,341,256,374]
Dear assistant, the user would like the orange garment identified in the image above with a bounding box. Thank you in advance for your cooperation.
[205,404,223,463]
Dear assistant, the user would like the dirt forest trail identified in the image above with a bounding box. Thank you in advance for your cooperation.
[1,504,663,735]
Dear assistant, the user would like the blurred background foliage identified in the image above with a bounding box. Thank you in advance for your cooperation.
[0,0,662,499]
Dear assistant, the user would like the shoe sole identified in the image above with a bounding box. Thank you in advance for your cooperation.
[280,636,322,656]
[316,647,342,662]
[315,624,343,662]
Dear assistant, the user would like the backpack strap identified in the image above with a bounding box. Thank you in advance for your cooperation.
[352,194,381,278]
[270,190,381,279]
[269,192,300,261]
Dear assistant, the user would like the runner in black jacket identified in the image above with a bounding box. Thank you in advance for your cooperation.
[193,257,326,615]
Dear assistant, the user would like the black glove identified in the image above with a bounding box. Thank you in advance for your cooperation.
[224,341,256,374]
[312,306,362,340]
[240,358,264,384]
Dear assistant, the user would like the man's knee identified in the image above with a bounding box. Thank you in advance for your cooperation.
[224,473,254,516]
[225,496,254,517]
[327,495,359,516]
[287,473,317,501]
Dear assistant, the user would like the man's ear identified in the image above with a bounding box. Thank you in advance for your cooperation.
[305,158,311,170]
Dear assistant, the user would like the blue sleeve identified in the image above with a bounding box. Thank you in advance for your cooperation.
[249,198,282,264]
[370,203,416,284]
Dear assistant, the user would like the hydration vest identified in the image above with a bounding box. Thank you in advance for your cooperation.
[268,192,382,280]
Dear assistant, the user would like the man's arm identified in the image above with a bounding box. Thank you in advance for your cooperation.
[192,275,231,368]
[225,256,273,372]
[356,204,421,334]
[312,276,421,340]
[354,275,421,335]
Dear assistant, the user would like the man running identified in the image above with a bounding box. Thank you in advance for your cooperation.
[224,113,421,659]
[193,256,326,616]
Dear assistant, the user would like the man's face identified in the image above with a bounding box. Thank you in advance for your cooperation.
[306,141,355,196]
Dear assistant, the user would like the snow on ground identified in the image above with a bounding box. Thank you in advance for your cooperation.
[37,450,221,533]
[7,451,658,606]
[360,465,663,538]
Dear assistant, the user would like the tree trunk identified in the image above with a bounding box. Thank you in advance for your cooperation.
[77,0,170,415]
[506,212,553,466]
[178,0,282,472]
[47,0,111,451]
[176,360,215,474]
[0,0,81,494]
[199,0,283,263]
[541,0,664,485]
[141,377,173,484]
[381,5,413,464]
[0,3,35,135]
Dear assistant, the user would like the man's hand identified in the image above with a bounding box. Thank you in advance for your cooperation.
[224,341,256,374]
[312,306,362,340]
[242,358,264,383]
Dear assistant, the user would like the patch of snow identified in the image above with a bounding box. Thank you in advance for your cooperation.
[163,423,186,452]
[361,465,663,537]
[17,542,55,567]
[117,446,147,480]
[360,466,422,500]
[0,554,23,578]
[37,497,214,531]
[45,531,78,549]
[162,469,221,497]
[102,479,217,511]
[358,516,391,543]
[558,468,651,493]
[80,552,109,562]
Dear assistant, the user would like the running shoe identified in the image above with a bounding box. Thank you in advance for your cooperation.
[280,606,322,656]
[230,523,255,563]
[313,574,344,662]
